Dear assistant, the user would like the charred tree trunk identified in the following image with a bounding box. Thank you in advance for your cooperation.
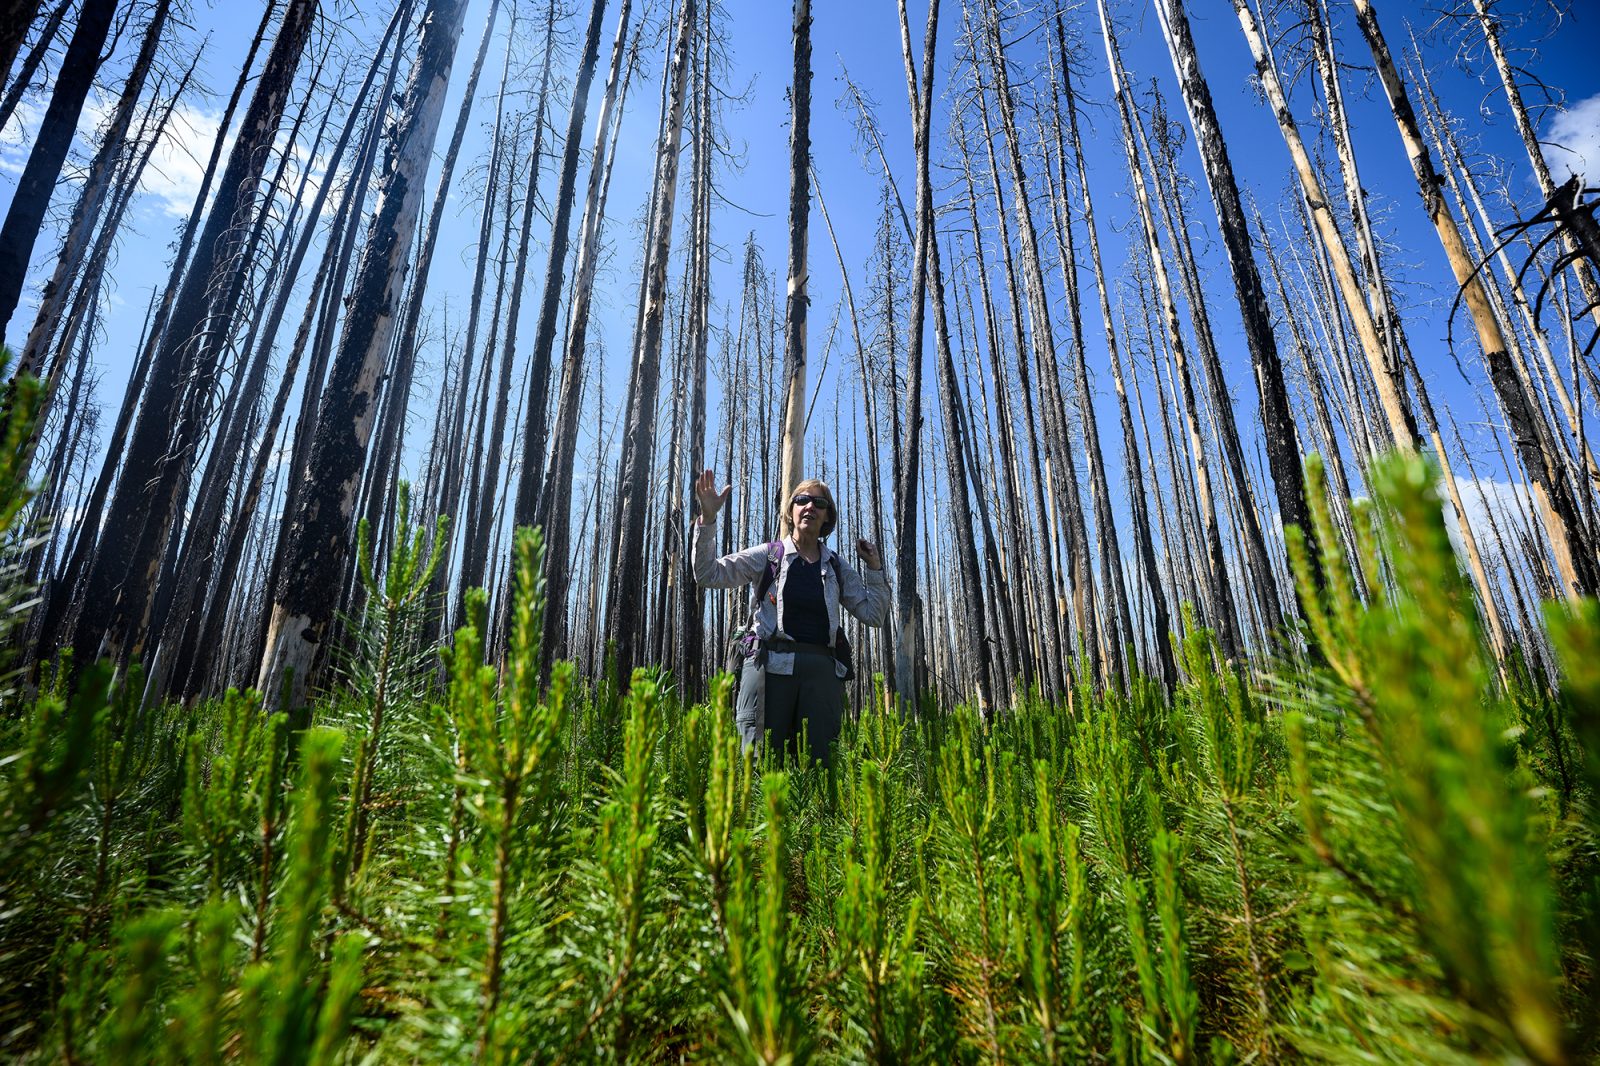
[259,0,471,710]
[0,0,51,108]
[1045,25,1132,686]
[460,3,559,605]
[889,0,940,704]
[776,0,811,503]
[1469,0,1600,334]
[439,11,512,624]
[949,104,1032,695]
[1152,0,1317,619]
[679,8,711,691]
[1353,0,1597,600]
[368,0,502,539]
[0,0,115,340]
[1140,87,1284,640]
[511,0,616,535]
[605,0,696,678]
[0,0,71,137]
[14,0,169,387]
[1230,0,1418,452]
[981,0,1098,685]
[1100,0,1241,660]
[72,0,318,665]
[538,0,635,663]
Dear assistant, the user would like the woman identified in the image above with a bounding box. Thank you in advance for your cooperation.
[692,469,889,765]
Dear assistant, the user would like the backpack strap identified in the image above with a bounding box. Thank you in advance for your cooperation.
[752,539,784,607]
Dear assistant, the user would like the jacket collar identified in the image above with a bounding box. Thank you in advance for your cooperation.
[781,535,830,565]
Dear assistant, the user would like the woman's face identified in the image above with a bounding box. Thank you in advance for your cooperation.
[790,492,830,537]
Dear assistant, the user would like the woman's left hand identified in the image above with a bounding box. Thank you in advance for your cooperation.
[857,538,883,571]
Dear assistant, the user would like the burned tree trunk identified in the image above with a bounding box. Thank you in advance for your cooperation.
[0,0,50,103]
[1469,0,1600,333]
[14,0,170,387]
[776,0,811,504]
[1230,0,1418,453]
[1152,0,1316,617]
[510,0,616,534]
[1353,0,1597,600]
[1045,24,1132,686]
[538,0,635,664]
[889,0,940,704]
[259,0,472,710]
[679,9,711,691]
[459,3,559,605]
[979,0,1095,691]
[0,0,116,341]
[0,0,72,138]
[605,0,696,678]
[370,0,502,534]
[72,0,319,665]
[1100,0,1242,660]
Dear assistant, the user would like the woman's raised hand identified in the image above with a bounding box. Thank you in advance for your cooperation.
[694,469,731,521]
[857,538,883,571]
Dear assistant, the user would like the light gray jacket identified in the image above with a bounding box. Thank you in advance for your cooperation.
[692,513,890,677]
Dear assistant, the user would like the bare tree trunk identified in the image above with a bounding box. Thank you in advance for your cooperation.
[1044,25,1130,685]
[153,61,341,695]
[859,23,997,710]
[0,0,54,110]
[953,137,1030,695]
[0,0,72,137]
[257,30,405,667]
[948,252,1017,699]
[1417,59,1600,502]
[22,48,186,462]
[259,0,471,710]
[606,0,696,678]
[0,0,115,340]
[1056,30,1176,688]
[1153,0,1316,624]
[539,0,636,663]
[1101,0,1241,660]
[1229,0,1418,452]
[14,0,169,388]
[1353,0,1597,601]
[72,0,318,665]
[679,8,712,692]
[968,52,1066,701]
[438,11,511,623]
[510,0,616,539]
[1469,0,1600,333]
[1254,204,1359,554]
[776,0,811,504]
[1142,90,1284,639]
[460,2,558,603]
[980,0,1096,686]
[368,0,502,532]
[888,0,940,704]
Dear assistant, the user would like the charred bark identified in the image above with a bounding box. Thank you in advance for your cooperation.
[259,0,471,710]
[72,0,318,665]
[0,0,115,340]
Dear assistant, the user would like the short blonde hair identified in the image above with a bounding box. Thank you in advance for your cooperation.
[782,478,838,538]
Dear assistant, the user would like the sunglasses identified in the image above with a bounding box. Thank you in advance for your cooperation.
[791,493,832,510]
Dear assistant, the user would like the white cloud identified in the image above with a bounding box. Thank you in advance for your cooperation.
[133,99,229,218]
[0,90,229,218]
[0,98,45,176]
[1440,476,1534,563]
[1541,92,1600,187]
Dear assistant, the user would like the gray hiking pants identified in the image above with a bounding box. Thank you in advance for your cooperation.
[736,645,844,767]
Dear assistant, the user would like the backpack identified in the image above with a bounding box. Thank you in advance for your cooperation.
[723,539,783,678]
[723,540,856,685]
